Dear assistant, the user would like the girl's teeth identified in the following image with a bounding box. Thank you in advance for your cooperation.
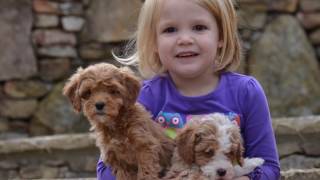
[178,53,196,57]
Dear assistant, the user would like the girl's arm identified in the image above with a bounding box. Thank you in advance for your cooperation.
[240,78,280,180]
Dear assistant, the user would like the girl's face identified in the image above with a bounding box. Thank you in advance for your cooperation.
[155,0,222,81]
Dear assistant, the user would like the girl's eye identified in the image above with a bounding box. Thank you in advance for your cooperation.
[193,25,207,31]
[163,27,177,33]
[80,90,91,100]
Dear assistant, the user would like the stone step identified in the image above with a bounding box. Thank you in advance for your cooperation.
[20,168,320,180]
[281,168,320,180]
[0,133,96,154]
[0,133,98,179]
[0,116,320,179]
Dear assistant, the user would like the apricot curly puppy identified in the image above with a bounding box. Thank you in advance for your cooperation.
[63,63,175,180]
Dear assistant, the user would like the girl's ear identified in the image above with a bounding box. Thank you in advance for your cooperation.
[63,68,83,112]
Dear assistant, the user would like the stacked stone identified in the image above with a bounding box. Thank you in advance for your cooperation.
[30,0,90,138]
[298,0,320,58]
[273,116,320,171]
[0,0,89,140]
[237,0,320,118]
[0,1,320,173]
[32,0,85,80]
[0,0,144,140]
[0,134,97,179]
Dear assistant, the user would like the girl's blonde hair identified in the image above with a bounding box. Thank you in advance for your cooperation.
[115,0,242,79]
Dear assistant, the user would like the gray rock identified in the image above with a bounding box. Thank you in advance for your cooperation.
[79,43,108,60]
[59,2,84,15]
[0,160,19,170]
[0,99,38,119]
[41,165,60,178]
[300,0,320,12]
[274,116,320,157]
[238,9,267,30]
[32,0,59,14]
[32,29,77,46]
[4,80,51,98]
[249,15,320,117]
[39,59,71,81]
[31,83,90,134]
[280,155,320,171]
[0,0,37,80]
[237,0,268,12]
[20,165,42,179]
[8,170,19,179]
[281,168,320,180]
[37,45,77,58]
[297,12,320,29]
[268,0,299,12]
[310,29,320,45]
[69,155,97,172]
[62,16,85,32]
[45,159,67,167]
[34,14,59,28]
[238,0,298,12]
[0,117,9,132]
[81,0,142,42]
[0,132,29,140]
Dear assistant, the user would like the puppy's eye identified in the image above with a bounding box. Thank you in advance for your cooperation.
[204,149,215,157]
[110,89,120,95]
[80,90,91,100]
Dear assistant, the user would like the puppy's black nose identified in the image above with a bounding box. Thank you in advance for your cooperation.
[217,168,226,177]
[95,102,105,110]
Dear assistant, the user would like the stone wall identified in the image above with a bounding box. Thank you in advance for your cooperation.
[0,0,320,178]
[0,0,319,139]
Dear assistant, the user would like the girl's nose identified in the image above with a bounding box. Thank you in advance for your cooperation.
[177,32,194,45]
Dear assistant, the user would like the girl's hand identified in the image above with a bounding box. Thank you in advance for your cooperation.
[233,176,250,180]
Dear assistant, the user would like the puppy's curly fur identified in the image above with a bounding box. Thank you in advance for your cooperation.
[63,63,175,180]
[165,113,264,180]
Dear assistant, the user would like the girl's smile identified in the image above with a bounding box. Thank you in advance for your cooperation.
[175,51,199,58]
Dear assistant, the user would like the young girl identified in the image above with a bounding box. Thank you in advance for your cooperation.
[97,0,280,179]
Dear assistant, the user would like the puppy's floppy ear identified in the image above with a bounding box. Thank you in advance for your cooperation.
[176,127,198,164]
[119,66,141,106]
[228,127,244,166]
[63,67,83,112]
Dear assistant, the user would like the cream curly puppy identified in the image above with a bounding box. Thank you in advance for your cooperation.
[165,113,264,180]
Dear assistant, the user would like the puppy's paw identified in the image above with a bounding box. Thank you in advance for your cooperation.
[234,157,264,177]
[244,157,264,168]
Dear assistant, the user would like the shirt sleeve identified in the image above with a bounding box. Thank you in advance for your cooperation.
[137,80,158,118]
[240,78,280,180]
[96,158,116,180]
[96,81,156,180]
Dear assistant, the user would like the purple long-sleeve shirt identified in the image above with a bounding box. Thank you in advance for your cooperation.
[97,72,280,180]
